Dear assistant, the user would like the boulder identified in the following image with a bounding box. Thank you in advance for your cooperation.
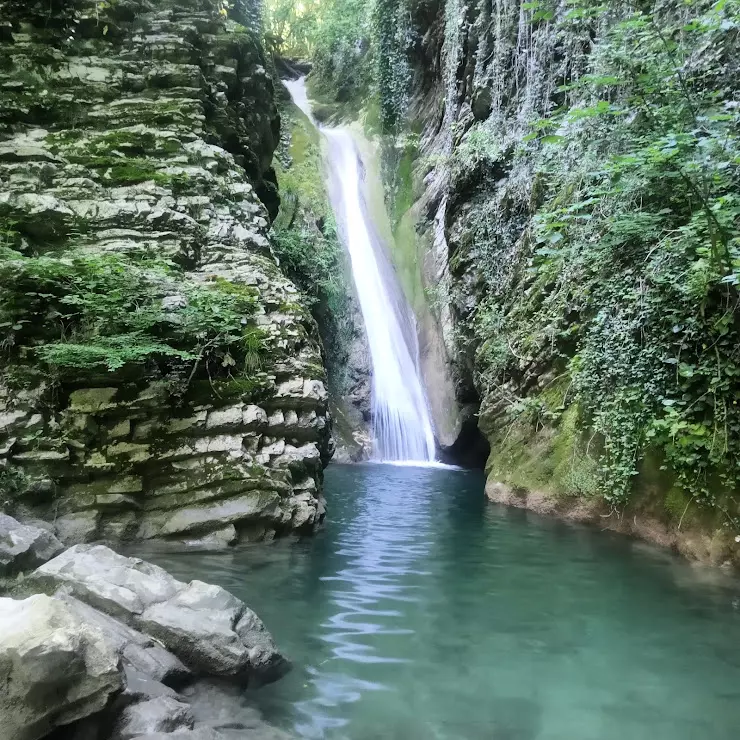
[138,580,288,683]
[29,543,180,621]
[111,696,194,740]
[289,492,321,530]
[0,513,64,576]
[54,510,102,545]
[30,544,288,683]
[0,594,122,740]
[57,592,191,686]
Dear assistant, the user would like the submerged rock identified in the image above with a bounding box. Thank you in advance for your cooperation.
[182,680,295,739]
[111,696,195,740]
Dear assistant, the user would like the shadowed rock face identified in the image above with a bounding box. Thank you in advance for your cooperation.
[0,513,64,577]
[0,0,332,545]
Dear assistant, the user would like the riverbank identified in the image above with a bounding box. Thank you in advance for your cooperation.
[485,478,739,571]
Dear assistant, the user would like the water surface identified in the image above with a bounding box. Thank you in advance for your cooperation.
[137,464,740,740]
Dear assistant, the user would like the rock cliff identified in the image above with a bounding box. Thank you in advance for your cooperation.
[400,0,740,562]
[309,0,739,561]
[0,0,331,545]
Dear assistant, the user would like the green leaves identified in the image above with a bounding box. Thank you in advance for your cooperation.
[567,100,613,121]
[523,0,556,22]
[471,0,740,518]
[38,335,194,373]
[0,253,265,380]
[541,134,566,145]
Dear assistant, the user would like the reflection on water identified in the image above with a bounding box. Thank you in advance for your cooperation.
[136,464,740,740]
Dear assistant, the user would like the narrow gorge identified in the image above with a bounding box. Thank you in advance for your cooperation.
[1,0,740,739]
[286,0,740,563]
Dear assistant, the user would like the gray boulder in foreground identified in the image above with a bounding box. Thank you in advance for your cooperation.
[29,544,288,683]
[111,695,194,740]
[0,513,64,577]
[57,592,191,686]
[0,594,122,740]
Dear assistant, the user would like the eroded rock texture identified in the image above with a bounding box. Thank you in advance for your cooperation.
[0,0,331,545]
[0,530,289,740]
[0,593,123,740]
[0,512,64,577]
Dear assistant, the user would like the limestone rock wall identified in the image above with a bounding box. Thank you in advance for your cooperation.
[0,0,332,545]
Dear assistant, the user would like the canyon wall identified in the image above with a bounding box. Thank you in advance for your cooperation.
[0,0,332,546]
[399,0,740,563]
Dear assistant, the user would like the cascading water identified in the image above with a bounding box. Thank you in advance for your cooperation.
[284,78,436,463]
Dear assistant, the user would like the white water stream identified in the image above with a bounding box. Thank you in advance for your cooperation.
[284,78,436,463]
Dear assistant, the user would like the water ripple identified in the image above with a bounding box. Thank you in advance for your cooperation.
[132,464,740,740]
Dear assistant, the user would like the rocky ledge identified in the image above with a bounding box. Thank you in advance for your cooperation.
[0,514,291,740]
[0,0,332,547]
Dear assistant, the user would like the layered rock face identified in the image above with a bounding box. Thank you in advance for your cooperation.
[0,0,332,545]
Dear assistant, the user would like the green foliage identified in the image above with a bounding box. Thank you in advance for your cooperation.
[272,104,347,312]
[264,0,409,130]
[271,100,353,388]
[271,226,345,312]
[0,254,163,342]
[65,154,182,186]
[450,124,502,177]
[373,0,412,131]
[308,0,376,110]
[0,253,265,381]
[37,334,191,372]
[0,467,27,501]
[263,0,322,56]
[0,216,20,247]
[470,0,740,523]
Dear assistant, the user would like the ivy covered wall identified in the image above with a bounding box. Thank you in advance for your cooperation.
[404,0,740,560]
[282,0,740,561]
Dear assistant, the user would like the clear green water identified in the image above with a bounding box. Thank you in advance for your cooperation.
[137,463,740,740]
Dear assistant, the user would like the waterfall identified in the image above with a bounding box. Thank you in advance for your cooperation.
[284,78,436,464]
